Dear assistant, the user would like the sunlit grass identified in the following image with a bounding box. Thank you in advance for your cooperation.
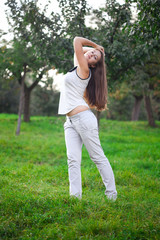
[0,114,160,239]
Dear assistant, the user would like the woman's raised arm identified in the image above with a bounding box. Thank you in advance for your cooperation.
[73,37,104,77]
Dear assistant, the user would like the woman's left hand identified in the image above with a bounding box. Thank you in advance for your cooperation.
[96,45,105,55]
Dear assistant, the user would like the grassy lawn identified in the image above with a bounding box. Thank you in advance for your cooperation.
[0,113,160,240]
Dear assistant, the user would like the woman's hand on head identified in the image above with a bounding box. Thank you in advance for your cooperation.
[96,45,105,55]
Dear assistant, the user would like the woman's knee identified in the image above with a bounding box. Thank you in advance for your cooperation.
[67,155,81,167]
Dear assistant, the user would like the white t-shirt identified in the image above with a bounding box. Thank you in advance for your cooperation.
[58,66,91,115]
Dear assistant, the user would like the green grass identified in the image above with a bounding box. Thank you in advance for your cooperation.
[0,113,160,240]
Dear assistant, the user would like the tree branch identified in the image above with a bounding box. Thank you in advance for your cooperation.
[29,66,50,91]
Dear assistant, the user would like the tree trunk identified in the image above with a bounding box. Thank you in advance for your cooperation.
[16,66,26,135]
[106,109,111,119]
[131,95,143,121]
[16,81,24,135]
[20,67,48,122]
[96,110,101,129]
[23,86,31,122]
[144,94,156,127]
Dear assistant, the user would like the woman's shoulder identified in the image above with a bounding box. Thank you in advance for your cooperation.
[69,66,77,72]
[67,65,91,80]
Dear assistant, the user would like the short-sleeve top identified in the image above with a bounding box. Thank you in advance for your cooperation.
[58,66,91,115]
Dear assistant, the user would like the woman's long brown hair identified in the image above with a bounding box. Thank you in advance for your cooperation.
[84,51,108,111]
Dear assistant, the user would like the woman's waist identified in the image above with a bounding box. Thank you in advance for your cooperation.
[67,105,89,117]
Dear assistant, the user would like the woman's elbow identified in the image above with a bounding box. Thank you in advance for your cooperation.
[73,36,81,44]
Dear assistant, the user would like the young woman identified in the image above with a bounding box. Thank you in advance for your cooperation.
[58,37,117,200]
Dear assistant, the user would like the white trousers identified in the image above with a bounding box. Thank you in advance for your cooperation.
[64,109,117,200]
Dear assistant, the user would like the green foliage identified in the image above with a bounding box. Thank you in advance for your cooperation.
[5,0,61,73]
[89,0,159,124]
[0,77,19,114]
[0,114,160,239]
[108,92,147,121]
[56,0,93,72]
[90,0,147,86]
[30,81,60,116]
[58,0,89,37]
[126,0,160,42]
[1,0,159,124]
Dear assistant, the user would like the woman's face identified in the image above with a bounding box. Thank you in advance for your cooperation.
[84,49,101,67]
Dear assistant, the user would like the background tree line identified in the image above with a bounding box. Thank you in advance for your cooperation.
[0,0,160,134]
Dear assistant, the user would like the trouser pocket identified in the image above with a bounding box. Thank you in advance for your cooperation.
[63,119,71,130]
[80,112,98,131]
